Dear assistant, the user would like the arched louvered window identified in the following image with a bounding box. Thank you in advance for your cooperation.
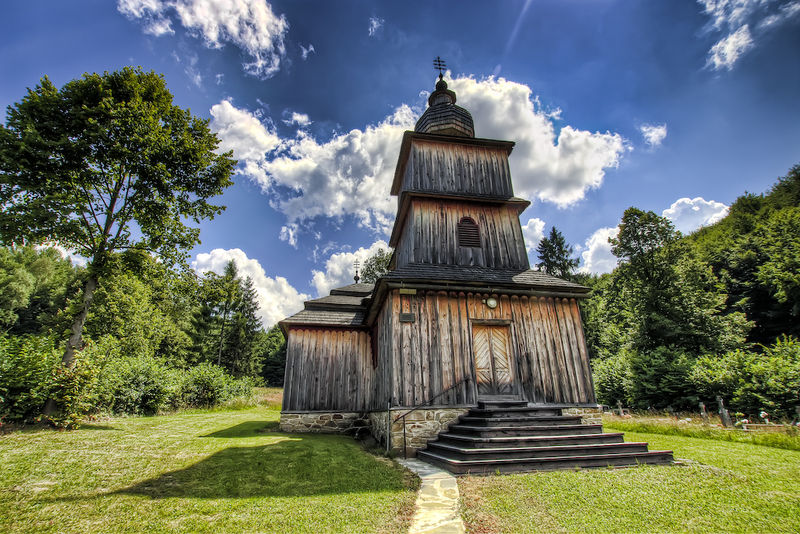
[457,217,481,247]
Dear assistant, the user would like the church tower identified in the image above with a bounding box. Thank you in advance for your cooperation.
[389,73,531,272]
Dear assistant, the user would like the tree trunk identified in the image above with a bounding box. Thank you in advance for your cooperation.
[63,273,99,367]
[43,273,98,416]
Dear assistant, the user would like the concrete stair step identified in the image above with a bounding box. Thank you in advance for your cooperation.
[477,400,529,409]
[417,449,675,475]
[469,407,562,418]
[424,441,651,461]
[436,431,626,449]
[448,423,603,437]
[460,415,582,427]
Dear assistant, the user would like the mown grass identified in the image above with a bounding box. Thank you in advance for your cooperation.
[604,414,800,451]
[459,431,800,533]
[0,393,417,533]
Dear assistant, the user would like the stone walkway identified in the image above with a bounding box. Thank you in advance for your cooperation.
[398,459,466,534]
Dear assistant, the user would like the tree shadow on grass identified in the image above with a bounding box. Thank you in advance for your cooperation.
[112,428,406,499]
[80,424,118,431]
[201,420,279,438]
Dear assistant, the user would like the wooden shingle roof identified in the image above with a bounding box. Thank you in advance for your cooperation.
[382,264,589,293]
[280,283,373,332]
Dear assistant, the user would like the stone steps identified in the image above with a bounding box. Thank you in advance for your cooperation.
[435,431,627,449]
[417,449,675,475]
[459,415,582,426]
[447,423,604,437]
[415,401,673,474]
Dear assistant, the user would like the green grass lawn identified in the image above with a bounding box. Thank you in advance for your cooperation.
[459,431,800,533]
[0,395,416,533]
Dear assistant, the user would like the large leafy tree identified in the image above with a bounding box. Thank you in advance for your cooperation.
[536,226,579,280]
[359,248,392,283]
[609,207,747,353]
[0,68,235,367]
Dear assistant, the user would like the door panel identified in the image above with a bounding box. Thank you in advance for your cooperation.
[490,327,514,394]
[472,325,515,396]
[473,326,494,395]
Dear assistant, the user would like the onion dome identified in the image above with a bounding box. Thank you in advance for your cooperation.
[414,75,475,138]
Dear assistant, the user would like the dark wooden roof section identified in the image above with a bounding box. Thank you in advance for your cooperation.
[279,283,374,332]
[281,265,589,333]
[382,264,588,292]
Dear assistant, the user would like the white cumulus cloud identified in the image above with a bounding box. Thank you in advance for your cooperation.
[640,123,667,148]
[210,99,281,160]
[698,0,800,71]
[311,240,390,297]
[192,248,308,328]
[449,76,627,207]
[211,101,414,236]
[117,0,289,78]
[662,197,729,234]
[578,227,620,275]
[299,43,315,60]
[368,16,384,36]
[521,217,546,253]
[282,112,311,127]
[707,24,755,70]
[210,75,628,243]
[279,223,299,247]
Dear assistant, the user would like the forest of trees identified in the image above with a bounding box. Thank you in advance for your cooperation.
[575,164,800,418]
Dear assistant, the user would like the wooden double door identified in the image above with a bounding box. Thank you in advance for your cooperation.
[472,324,517,397]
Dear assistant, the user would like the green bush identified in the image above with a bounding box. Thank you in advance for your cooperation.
[181,362,253,407]
[691,336,800,418]
[95,351,182,415]
[628,346,697,410]
[45,349,102,429]
[0,335,60,422]
[592,350,632,406]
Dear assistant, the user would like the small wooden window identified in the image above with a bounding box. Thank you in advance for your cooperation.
[458,217,481,247]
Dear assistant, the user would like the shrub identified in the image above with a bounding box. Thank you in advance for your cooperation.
[691,336,800,418]
[95,349,182,415]
[0,335,60,422]
[45,349,102,429]
[628,346,697,410]
[592,350,632,407]
[181,362,253,407]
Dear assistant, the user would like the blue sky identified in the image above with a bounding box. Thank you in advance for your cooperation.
[2,1,799,326]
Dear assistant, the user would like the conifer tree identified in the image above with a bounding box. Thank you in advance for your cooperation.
[536,227,579,280]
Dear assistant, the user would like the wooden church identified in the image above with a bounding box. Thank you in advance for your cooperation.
[279,72,672,473]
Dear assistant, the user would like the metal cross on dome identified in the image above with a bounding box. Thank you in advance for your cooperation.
[433,56,447,78]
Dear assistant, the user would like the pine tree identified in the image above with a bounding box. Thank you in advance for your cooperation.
[536,227,579,280]
[222,276,262,378]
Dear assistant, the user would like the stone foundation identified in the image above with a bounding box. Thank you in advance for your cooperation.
[281,408,467,456]
[279,411,369,434]
[386,407,469,457]
[282,405,600,455]
[368,411,390,447]
[562,406,603,425]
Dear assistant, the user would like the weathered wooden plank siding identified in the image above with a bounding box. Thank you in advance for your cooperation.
[395,199,529,270]
[283,328,379,411]
[402,140,514,198]
[386,290,596,407]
